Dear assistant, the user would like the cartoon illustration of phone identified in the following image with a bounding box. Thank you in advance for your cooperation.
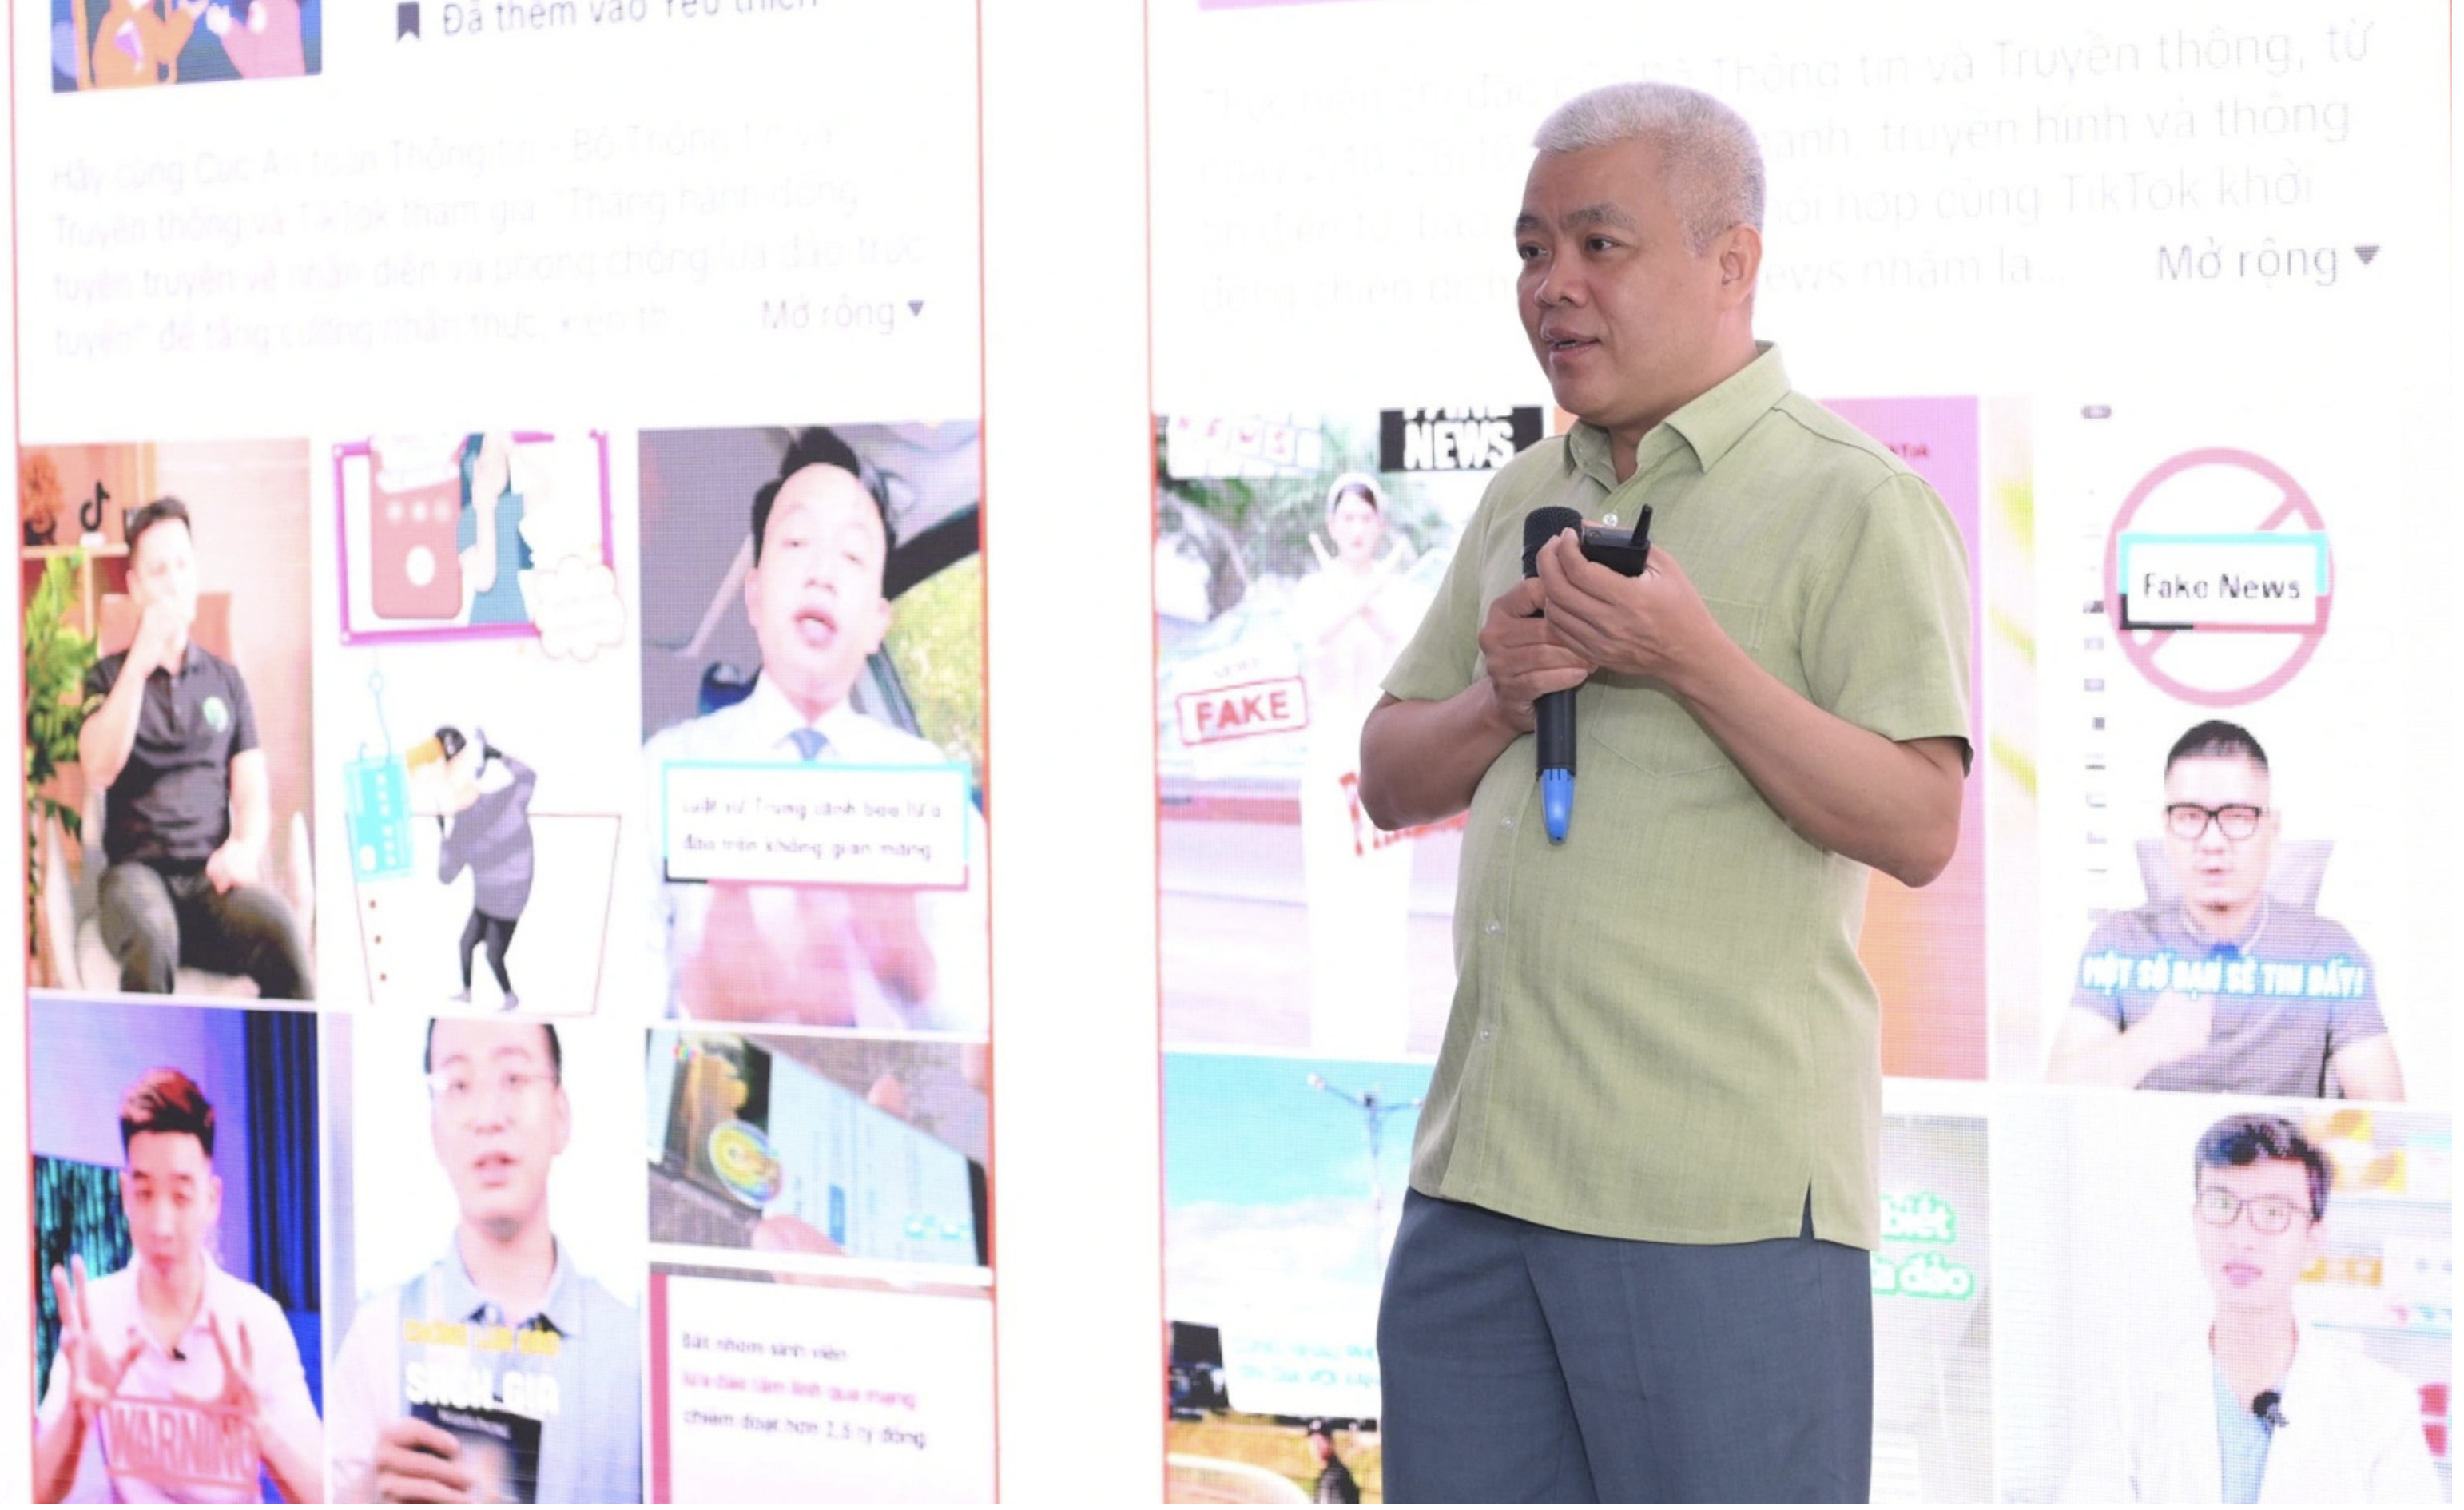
[368,467,463,621]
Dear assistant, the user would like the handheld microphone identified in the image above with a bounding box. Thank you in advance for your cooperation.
[1520,505,1656,844]
[1522,507,1584,843]
[2252,1391,2287,1429]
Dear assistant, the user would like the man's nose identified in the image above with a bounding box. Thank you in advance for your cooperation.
[1532,263,1580,305]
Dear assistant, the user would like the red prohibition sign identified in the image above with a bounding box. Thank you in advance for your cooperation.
[2103,447,2332,709]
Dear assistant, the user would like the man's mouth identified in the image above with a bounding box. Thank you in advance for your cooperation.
[471,1151,518,1183]
[2222,1261,2262,1288]
[794,606,840,649]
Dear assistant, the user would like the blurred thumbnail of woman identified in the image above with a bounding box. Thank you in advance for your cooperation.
[1292,475,1428,1057]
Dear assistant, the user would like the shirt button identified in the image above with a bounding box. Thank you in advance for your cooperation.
[1500,816,1514,829]
[1479,1028,1493,1041]
[1485,920,1502,935]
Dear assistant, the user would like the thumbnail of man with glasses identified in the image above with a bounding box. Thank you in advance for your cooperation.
[2065,1113,2438,1501]
[327,1020,642,1503]
[2049,720,2403,1099]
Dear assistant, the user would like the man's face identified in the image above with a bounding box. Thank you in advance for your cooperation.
[127,519,201,625]
[428,1019,570,1241]
[121,1131,220,1282]
[744,464,893,717]
[2162,754,2277,914]
[1309,1432,1334,1466]
[2192,1158,2322,1317]
[1516,139,1741,443]
[442,738,485,814]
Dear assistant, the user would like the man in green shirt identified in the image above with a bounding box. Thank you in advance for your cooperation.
[1361,82,1972,1502]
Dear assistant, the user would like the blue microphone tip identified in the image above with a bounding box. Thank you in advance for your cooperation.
[1541,769,1573,844]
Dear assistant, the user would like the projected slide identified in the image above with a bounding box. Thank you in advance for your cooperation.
[2032,398,2442,1105]
[323,1013,644,1504]
[18,0,988,1501]
[1151,0,2450,1502]
[30,998,323,1504]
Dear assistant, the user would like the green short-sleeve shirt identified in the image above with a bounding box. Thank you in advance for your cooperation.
[1382,344,1972,1249]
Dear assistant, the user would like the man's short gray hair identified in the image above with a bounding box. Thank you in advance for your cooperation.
[1532,82,1765,254]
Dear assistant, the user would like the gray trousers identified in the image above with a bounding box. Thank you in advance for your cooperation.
[1377,1188,1872,1504]
[99,861,311,1000]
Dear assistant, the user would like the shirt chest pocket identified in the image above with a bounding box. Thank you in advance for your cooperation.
[1585,596,1768,777]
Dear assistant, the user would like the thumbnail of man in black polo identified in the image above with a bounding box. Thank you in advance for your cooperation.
[76,499,310,998]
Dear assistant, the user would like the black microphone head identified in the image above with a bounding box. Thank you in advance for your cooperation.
[2252,1391,2287,1428]
[1523,507,1584,577]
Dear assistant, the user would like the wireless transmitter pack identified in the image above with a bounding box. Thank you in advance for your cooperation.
[1577,507,1653,577]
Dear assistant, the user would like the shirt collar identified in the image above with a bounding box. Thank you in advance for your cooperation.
[1561,341,1791,487]
[744,672,868,756]
[2168,897,2270,956]
[437,1239,583,1337]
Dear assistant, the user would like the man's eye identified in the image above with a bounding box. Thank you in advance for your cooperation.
[1587,236,1618,253]
[1515,244,1543,262]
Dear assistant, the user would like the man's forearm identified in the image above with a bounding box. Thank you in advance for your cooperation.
[77,676,147,790]
[2331,1035,2406,1102]
[228,799,269,851]
[1357,685,1522,832]
[226,751,272,852]
[1668,634,1963,887]
[2045,1012,2172,1088]
[260,1416,323,1505]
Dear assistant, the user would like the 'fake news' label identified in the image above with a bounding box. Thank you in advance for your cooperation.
[1178,678,1309,745]
[663,762,971,888]
[2117,531,2328,630]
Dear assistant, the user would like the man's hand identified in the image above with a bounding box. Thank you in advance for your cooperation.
[848,889,937,1007]
[1527,526,1964,884]
[203,837,263,895]
[50,1256,143,1424]
[202,1313,266,1423]
[681,883,860,1026]
[1532,530,1721,687]
[1359,576,1592,829]
[753,1214,851,1289]
[1473,578,1595,734]
[2132,990,2216,1065]
[372,1417,477,1504]
[125,597,193,678]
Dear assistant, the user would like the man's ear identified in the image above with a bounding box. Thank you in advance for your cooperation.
[1717,223,1763,304]
[859,593,894,658]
